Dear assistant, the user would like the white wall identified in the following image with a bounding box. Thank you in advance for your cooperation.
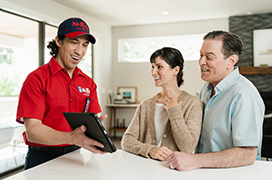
[111,18,229,134]
[0,0,112,128]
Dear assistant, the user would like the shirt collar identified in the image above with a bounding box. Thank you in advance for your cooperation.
[48,57,85,77]
[74,67,85,77]
[207,67,240,94]
[48,57,63,76]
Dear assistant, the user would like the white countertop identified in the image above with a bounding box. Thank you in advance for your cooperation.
[5,149,272,180]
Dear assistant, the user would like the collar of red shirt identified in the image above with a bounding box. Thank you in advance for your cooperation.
[48,57,85,77]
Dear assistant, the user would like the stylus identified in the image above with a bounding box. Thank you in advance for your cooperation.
[84,98,90,113]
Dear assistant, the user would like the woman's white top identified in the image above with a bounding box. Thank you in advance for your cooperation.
[154,103,169,147]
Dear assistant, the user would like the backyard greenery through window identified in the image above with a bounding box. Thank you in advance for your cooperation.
[0,46,20,95]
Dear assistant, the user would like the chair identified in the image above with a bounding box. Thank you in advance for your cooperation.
[261,117,272,160]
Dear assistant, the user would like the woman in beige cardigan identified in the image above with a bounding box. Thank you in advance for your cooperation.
[121,47,203,161]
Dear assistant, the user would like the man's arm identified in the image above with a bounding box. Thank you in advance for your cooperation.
[165,147,257,171]
[24,114,108,154]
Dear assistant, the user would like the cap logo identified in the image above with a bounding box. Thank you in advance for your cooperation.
[72,21,80,27]
[72,21,89,33]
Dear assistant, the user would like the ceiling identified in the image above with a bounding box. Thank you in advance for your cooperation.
[53,0,272,26]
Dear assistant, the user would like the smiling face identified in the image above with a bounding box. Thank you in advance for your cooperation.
[199,39,235,87]
[55,35,89,76]
[151,56,179,88]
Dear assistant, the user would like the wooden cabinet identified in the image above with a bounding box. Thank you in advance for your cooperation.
[106,104,138,137]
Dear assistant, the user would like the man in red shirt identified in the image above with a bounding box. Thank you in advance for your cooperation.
[16,17,107,169]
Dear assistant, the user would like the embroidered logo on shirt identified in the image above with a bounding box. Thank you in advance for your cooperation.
[82,88,90,96]
[78,86,90,96]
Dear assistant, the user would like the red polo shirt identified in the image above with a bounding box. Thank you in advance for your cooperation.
[16,57,101,147]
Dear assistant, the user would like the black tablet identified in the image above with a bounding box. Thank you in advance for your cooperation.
[63,112,116,153]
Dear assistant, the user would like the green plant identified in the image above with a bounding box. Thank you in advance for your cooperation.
[0,75,20,95]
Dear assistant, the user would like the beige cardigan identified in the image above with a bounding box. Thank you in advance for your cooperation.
[121,90,203,158]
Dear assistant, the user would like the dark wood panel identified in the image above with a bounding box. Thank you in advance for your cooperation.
[239,66,272,75]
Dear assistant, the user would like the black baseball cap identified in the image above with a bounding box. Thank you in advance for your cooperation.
[58,17,96,44]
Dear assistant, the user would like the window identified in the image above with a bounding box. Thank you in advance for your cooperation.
[0,10,40,173]
[118,34,204,63]
[78,44,93,78]
[44,24,58,64]
[0,11,39,96]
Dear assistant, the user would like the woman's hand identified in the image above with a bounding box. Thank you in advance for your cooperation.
[163,97,182,109]
[148,146,173,161]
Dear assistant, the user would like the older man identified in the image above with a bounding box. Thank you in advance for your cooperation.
[166,30,265,171]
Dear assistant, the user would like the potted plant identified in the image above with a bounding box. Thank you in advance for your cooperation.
[116,92,122,100]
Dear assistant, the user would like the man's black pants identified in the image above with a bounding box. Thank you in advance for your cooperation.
[24,145,80,170]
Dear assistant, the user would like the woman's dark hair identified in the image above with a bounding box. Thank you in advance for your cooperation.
[47,35,66,57]
[203,30,243,59]
[150,47,184,87]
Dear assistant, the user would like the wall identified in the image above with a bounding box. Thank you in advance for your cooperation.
[111,18,229,135]
[229,12,272,92]
[0,0,112,128]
